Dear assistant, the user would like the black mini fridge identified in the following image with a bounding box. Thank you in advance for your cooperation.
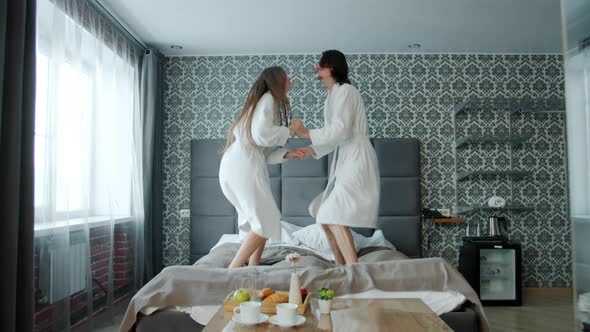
[459,237,522,306]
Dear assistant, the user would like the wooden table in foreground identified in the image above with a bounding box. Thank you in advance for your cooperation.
[203,298,452,332]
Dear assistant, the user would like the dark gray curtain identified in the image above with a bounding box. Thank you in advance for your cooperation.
[0,0,36,331]
[140,49,163,285]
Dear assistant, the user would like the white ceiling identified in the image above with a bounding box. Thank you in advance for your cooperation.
[99,0,563,56]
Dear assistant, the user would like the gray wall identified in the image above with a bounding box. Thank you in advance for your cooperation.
[161,54,570,287]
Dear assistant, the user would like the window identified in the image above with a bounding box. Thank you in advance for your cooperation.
[35,54,93,215]
[34,53,49,209]
[35,6,136,225]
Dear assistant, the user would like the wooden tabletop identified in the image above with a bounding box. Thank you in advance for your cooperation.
[203,298,452,332]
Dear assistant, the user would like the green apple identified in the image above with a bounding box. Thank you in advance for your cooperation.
[233,288,250,303]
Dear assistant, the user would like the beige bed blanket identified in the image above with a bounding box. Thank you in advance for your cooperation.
[119,245,489,332]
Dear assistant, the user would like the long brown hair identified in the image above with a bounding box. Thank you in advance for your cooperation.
[319,50,351,85]
[224,66,290,151]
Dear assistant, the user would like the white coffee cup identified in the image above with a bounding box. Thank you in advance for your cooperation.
[233,301,261,324]
[276,303,298,325]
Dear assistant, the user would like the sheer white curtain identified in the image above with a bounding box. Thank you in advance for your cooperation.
[567,46,590,283]
[566,48,590,224]
[566,41,590,329]
[34,0,144,330]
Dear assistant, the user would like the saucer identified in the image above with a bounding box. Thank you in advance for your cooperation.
[231,313,269,326]
[269,315,306,327]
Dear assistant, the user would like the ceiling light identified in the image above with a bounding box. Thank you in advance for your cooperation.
[408,43,421,49]
[170,45,183,50]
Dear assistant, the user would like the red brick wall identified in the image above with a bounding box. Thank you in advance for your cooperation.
[114,223,133,290]
[34,221,135,332]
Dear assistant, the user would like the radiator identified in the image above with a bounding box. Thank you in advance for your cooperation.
[40,241,88,304]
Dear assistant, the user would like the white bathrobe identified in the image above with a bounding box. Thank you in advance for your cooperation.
[308,83,380,228]
[219,92,290,241]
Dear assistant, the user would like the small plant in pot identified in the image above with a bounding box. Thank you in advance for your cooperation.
[317,287,334,314]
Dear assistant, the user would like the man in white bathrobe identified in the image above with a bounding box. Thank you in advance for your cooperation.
[291,50,380,265]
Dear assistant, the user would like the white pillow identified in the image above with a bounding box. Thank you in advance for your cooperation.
[292,224,395,253]
[358,230,395,250]
[239,220,302,246]
[275,221,302,245]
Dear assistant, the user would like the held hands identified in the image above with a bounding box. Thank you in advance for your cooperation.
[289,118,303,136]
[284,150,305,160]
[293,146,315,159]
[290,119,309,138]
[286,118,314,160]
[284,146,315,161]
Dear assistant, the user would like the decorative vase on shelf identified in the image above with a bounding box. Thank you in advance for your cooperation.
[288,273,302,305]
[319,299,332,314]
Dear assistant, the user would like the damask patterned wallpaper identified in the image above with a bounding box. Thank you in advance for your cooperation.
[161,54,569,287]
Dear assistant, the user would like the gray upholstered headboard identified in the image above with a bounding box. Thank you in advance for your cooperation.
[190,138,421,263]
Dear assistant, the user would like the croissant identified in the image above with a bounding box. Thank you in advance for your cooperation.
[257,288,275,300]
[262,292,288,304]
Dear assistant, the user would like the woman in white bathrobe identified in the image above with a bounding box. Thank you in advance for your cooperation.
[292,50,380,265]
[220,67,304,268]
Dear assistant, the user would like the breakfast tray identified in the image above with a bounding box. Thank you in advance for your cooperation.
[223,290,309,315]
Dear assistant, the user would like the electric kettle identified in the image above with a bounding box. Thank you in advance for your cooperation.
[488,216,506,236]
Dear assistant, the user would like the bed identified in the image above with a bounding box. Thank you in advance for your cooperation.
[120,138,488,332]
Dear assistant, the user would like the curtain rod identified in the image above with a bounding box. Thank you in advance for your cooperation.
[91,0,150,52]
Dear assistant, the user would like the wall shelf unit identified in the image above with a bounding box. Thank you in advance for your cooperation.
[454,97,565,116]
[452,97,565,223]
[455,135,531,148]
[456,206,534,215]
[456,171,532,182]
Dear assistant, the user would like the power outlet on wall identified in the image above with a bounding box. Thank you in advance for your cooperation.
[180,209,190,218]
